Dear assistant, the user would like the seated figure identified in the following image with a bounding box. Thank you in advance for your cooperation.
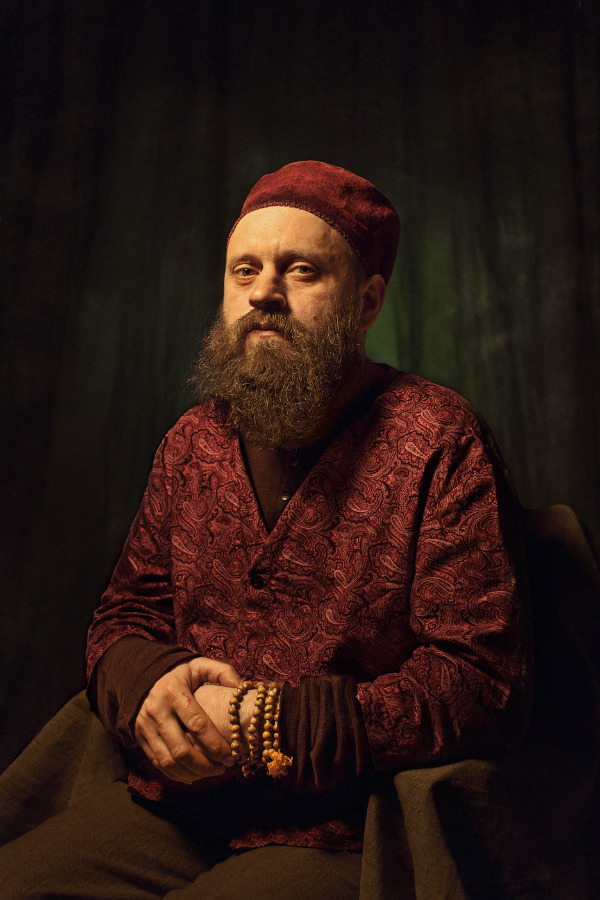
[0,161,537,899]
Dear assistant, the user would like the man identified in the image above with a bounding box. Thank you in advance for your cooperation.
[0,161,532,898]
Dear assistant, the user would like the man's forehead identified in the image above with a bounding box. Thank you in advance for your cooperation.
[229,161,400,282]
[226,206,352,260]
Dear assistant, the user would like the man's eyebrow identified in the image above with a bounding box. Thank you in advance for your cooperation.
[227,248,331,269]
[227,253,262,268]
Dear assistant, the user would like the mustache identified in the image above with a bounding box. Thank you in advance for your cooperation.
[232,309,309,342]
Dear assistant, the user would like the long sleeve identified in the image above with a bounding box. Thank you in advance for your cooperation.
[86,436,200,745]
[272,422,532,791]
[356,422,532,770]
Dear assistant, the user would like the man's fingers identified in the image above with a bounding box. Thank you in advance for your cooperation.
[190,657,240,689]
[135,729,194,782]
[137,719,226,783]
[139,688,233,768]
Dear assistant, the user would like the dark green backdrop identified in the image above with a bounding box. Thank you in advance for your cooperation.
[1,0,598,768]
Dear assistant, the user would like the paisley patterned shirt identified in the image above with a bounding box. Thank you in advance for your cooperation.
[86,368,532,848]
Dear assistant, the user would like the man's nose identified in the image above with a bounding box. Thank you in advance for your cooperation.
[249,270,287,311]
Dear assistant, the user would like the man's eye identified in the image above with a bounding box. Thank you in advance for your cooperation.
[290,264,315,276]
[235,266,256,277]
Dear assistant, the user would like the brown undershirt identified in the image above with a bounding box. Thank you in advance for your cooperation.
[241,439,330,533]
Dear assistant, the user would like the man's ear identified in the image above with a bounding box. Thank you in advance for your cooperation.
[359,274,386,331]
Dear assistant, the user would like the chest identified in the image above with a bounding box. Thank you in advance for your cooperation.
[165,431,426,682]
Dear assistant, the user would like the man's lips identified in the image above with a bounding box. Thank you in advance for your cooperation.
[246,325,285,337]
[239,313,296,342]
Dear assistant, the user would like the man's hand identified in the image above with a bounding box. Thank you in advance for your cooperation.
[134,657,240,784]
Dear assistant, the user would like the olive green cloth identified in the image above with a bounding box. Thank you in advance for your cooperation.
[0,778,362,899]
[0,690,126,844]
[0,690,597,899]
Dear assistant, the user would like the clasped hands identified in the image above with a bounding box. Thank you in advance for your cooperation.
[134,658,256,784]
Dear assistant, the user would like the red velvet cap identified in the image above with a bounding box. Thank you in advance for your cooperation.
[229,161,400,283]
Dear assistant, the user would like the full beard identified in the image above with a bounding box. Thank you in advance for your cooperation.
[193,300,363,448]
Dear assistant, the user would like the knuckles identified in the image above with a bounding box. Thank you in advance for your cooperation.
[170,743,197,764]
[186,713,210,736]
[142,682,186,720]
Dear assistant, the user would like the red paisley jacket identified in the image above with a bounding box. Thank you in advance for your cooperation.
[86,369,532,846]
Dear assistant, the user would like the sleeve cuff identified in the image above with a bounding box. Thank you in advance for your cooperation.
[87,635,199,747]
[278,675,374,791]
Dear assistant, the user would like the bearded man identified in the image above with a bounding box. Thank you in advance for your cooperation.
[0,161,532,899]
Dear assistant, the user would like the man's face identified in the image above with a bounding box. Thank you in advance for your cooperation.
[223,206,361,344]
[194,206,368,448]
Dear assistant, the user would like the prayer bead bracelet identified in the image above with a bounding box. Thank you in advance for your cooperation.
[228,680,292,778]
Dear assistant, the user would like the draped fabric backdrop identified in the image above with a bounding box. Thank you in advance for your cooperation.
[1,0,598,769]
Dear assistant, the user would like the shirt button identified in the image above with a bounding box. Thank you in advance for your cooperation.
[249,572,264,589]
[281,489,291,502]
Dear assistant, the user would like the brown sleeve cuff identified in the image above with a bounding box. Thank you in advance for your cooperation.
[279,675,374,791]
[86,635,198,748]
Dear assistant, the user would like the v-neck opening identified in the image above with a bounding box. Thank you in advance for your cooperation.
[231,364,399,541]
